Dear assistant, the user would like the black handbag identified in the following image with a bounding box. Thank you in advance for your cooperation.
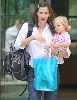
[10,48,30,81]
[3,22,33,81]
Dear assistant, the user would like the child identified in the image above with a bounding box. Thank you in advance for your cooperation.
[50,16,71,64]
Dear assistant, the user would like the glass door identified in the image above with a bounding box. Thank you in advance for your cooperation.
[1,0,39,100]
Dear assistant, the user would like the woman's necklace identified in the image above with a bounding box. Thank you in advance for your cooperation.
[38,28,43,34]
[37,23,46,34]
[37,26,45,34]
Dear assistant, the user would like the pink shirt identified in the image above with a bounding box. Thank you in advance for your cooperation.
[51,32,71,64]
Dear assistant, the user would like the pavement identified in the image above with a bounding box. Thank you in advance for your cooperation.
[0,74,28,100]
[1,75,77,100]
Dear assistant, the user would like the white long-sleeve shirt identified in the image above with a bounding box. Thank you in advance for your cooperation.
[14,22,71,67]
[14,22,53,67]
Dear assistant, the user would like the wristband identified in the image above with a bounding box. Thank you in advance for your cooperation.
[56,51,59,56]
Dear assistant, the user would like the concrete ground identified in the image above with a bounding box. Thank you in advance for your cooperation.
[0,75,77,100]
[1,85,77,100]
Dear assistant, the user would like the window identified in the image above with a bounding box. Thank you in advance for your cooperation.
[69,0,77,16]
[69,0,77,41]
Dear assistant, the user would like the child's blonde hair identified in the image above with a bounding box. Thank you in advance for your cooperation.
[53,16,71,31]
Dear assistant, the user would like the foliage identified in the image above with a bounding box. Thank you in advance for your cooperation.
[2,0,39,28]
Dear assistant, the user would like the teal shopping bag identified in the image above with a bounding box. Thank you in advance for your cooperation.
[33,57,57,91]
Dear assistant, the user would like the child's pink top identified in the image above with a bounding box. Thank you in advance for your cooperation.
[51,32,71,64]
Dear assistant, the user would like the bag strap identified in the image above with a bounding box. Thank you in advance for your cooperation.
[23,22,33,51]
[27,22,34,38]
[21,22,33,75]
[19,22,34,96]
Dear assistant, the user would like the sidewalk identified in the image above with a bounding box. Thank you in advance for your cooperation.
[1,74,27,85]
[0,74,28,100]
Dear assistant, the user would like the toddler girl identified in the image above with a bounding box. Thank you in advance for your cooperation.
[50,16,71,64]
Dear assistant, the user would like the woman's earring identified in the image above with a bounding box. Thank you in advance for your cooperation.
[48,16,50,20]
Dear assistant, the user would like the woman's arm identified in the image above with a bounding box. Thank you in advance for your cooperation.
[21,34,46,47]
[50,46,69,57]
[20,35,34,47]
[14,22,46,50]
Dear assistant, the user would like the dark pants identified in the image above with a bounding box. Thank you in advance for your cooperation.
[27,67,60,100]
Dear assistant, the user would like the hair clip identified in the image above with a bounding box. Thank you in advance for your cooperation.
[38,4,39,8]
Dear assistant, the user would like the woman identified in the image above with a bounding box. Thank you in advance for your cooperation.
[14,1,70,100]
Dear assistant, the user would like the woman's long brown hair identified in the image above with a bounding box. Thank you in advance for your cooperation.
[32,1,55,34]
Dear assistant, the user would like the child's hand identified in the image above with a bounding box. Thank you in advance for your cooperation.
[53,42,59,48]
[50,41,55,46]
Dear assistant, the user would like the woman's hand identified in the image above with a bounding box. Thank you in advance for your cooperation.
[49,46,58,55]
[32,34,46,44]
[21,34,46,47]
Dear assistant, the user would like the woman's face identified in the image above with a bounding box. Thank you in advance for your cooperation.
[37,7,50,24]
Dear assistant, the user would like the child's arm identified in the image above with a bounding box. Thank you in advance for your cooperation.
[51,33,71,48]
[55,41,71,48]
[50,40,71,48]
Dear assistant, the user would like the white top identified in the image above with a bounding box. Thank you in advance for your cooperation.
[14,22,53,67]
[5,25,19,52]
